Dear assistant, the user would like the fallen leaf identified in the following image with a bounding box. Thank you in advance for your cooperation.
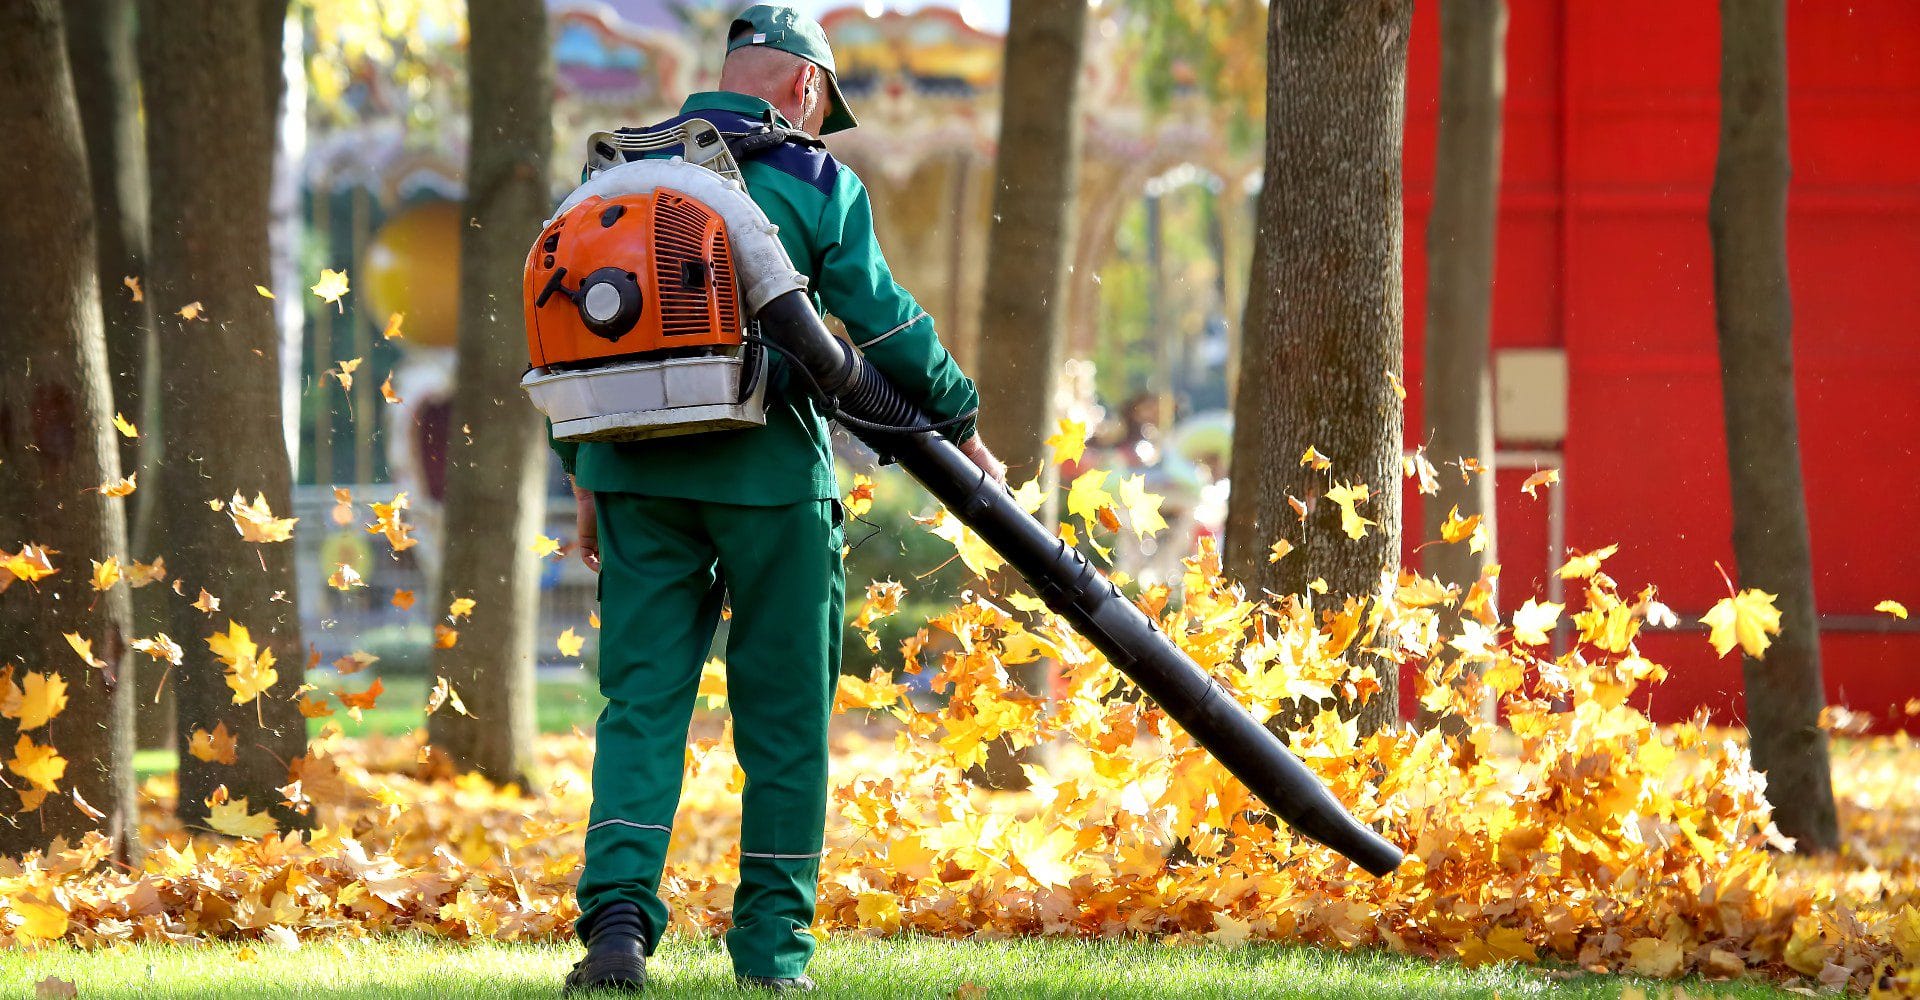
[557,627,585,658]
[204,788,278,839]
[382,312,405,339]
[91,557,122,592]
[1702,589,1782,659]
[189,723,238,765]
[1876,599,1908,620]
[1044,419,1087,465]
[1300,446,1332,471]
[122,275,143,301]
[228,492,297,543]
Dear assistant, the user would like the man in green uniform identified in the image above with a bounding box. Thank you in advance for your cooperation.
[557,6,1004,994]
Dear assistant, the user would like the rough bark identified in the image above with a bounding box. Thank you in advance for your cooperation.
[141,0,308,833]
[1224,0,1413,736]
[426,0,553,785]
[1418,0,1507,730]
[1709,0,1838,853]
[0,0,138,858]
[966,0,1088,789]
[973,0,1088,481]
[65,0,173,752]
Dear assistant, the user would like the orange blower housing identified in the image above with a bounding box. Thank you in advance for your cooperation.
[521,186,767,443]
[524,189,742,367]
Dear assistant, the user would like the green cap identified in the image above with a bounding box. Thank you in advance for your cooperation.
[726,4,857,135]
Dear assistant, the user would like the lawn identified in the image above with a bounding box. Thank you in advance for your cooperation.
[8,933,1808,999]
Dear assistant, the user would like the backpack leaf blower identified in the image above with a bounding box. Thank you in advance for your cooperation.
[521,120,1405,879]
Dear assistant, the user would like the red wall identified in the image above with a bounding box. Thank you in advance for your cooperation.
[1400,1,1920,732]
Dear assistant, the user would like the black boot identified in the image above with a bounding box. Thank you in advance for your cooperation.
[563,901,649,995]
[736,974,817,992]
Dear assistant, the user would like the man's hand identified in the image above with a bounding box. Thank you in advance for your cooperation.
[958,434,1006,486]
[573,483,601,573]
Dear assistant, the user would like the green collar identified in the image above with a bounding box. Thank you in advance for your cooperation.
[680,91,793,130]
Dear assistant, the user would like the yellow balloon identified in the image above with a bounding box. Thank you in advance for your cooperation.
[359,200,462,348]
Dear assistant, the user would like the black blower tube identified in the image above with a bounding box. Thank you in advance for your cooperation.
[755,291,1405,879]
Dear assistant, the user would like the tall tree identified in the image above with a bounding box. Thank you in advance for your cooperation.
[1708,0,1838,853]
[972,0,1089,482]
[0,0,138,858]
[1421,0,1505,590]
[65,0,172,752]
[967,0,1089,789]
[426,0,554,785]
[1224,0,1414,736]
[1419,0,1507,730]
[141,0,308,832]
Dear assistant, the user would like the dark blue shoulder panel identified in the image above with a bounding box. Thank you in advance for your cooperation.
[615,109,840,197]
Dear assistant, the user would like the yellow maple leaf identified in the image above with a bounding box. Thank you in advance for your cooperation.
[254,284,275,299]
[1300,445,1332,471]
[193,588,221,615]
[1064,469,1114,526]
[97,473,137,497]
[426,675,470,717]
[382,312,405,339]
[1557,543,1620,579]
[434,624,459,649]
[391,589,416,611]
[331,357,361,391]
[209,620,279,703]
[127,556,167,587]
[448,597,477,620]
[327,563,364,591]
[177,301,204,320]
[311,268,350,310]
[1520,467,1559,498]
[1385,368,1407,401]
[228,492,297,543]
[1624,936,1683,978]
[532,535,563,558]
[8,733,67,792]
[2,543,60,588]
[366,492,418,552]
[1043,419,1087,465]
[112,411,139,438]
[204,789,279,839]
[1324,482,1375,539]
[10,892,67,942]
[131,633,183,665]
[188,722,238,765]
[91,557,122,592]
[1701,589,1782,659]
[64,632,106,669]
[1439,505,1482,545]
[1116,475,1167,540]
[1511,598,1563,646]
[13,672,68,731]
[557,627,585,658]
[921,509,1003,577]
[380,374,402,404]
[853,580,905,631]
[1876,599,1908,620]
[122,275,143,302]
[1268,538,1294,563]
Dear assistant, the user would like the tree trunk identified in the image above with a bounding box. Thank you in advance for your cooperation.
[141,0,308,834]
[973,0,1088,481]
[426,0,553,785]
[1418,0,1506,729]
[0,0,137,859]
[65,0,174,753]
[966,0,1088,789]
[1709,0,1838,853]
[1224,0,1413,736]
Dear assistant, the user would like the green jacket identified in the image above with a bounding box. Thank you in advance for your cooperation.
[547,92,978,505]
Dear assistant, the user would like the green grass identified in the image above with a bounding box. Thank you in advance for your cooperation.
[132,675,608,779]
[6,933,1809,999]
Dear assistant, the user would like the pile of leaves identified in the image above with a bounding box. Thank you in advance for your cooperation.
[4,463,1918,996]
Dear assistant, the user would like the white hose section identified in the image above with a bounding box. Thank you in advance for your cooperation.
[552,157,809,313]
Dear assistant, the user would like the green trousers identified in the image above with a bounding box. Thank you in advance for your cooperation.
[575,492,845,978]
